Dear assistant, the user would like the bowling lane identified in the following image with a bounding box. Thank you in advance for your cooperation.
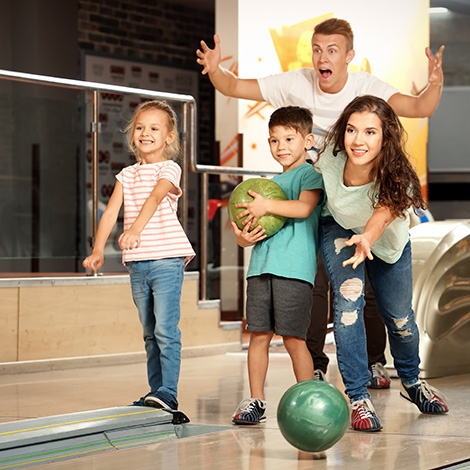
[1,351,469,469]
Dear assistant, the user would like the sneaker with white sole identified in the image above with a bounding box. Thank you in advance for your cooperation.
[351,398,383,432]
[368,362,391,389]
[313,369,327,381]
[232,398,266,425]
[400,380,449,414]
[130,393,151,406]
[144,392,178,411]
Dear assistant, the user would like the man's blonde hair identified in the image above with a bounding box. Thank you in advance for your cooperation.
[313,18,354,51]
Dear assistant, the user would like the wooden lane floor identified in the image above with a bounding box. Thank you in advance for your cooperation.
[0,351,469,469]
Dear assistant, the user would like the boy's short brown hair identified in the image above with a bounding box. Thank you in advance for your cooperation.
[268,106,313,137]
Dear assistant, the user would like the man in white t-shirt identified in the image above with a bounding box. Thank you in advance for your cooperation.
[196,17,445,386]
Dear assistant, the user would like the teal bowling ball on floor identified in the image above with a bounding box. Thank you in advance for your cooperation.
[277,380,349,453]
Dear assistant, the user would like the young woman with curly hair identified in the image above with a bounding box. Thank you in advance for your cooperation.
[315,95,449,432]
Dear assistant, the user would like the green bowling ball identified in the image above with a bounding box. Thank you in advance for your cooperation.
[277,380,349,453]
[228,177,288,237]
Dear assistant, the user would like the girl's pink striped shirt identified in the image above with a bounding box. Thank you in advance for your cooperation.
[116,160,195,266]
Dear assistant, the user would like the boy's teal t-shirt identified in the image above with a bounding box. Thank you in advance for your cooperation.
[246,163,324,286]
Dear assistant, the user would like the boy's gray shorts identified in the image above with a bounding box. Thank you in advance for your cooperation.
[245,274,313,339]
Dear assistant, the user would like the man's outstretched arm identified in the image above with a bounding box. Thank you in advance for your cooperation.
[196,33,264,101]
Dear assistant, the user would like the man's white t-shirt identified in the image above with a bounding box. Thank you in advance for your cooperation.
[258,68,399,150]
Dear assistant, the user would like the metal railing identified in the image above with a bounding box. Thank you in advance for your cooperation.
[0,68,196,244]
[189,150,280,300]
[0,68,278,301]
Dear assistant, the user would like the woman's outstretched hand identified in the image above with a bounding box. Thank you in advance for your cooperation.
[342,234,374,269]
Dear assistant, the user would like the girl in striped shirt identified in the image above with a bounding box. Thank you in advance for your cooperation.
[83,100,195,411]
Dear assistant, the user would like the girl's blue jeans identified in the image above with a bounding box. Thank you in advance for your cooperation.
[126,257,184,402]
[319,217,421,402]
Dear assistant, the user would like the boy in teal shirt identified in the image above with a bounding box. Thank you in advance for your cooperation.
[231,106,324,424]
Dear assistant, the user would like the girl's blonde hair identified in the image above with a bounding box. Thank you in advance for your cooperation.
[124,100,181,162]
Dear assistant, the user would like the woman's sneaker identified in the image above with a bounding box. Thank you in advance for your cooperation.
[368,362,391,389]
[400,380,449,414]
[232,398,267,425]
[351,398,383,432]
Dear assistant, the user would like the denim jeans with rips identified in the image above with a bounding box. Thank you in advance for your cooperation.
[319,217,421,403]
[126,257,184,404]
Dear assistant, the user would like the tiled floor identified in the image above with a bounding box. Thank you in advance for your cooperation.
[1,345,469,469]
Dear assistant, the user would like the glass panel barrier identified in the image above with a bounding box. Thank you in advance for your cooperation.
[0,68,278,318]
[0,70,196,276]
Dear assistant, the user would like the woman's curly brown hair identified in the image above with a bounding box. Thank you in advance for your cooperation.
[319,95,426,218]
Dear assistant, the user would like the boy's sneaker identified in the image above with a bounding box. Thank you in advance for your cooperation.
[232,398,266,425]
[144,392,178,411]
[368,362,391,389]
[400,380,449,414]
[313,369,327,381]
[351,398,383,432]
